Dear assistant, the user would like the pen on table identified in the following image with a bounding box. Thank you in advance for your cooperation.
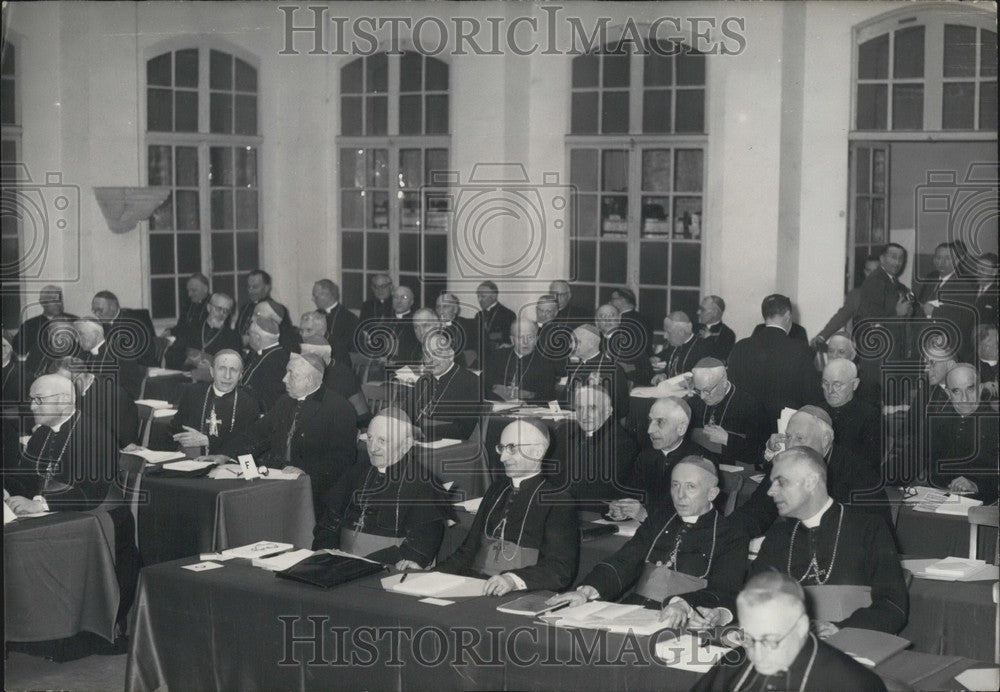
[399,572,408,583]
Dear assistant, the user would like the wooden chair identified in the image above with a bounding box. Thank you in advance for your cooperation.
[968,505,999,561]
[135,404,175,448]
[719,470,744,516]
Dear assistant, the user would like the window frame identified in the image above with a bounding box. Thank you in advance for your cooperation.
[1,29,23,330]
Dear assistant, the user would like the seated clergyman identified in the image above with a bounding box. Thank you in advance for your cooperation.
[547,456,748,628]
[435,418,579,596]
[751,447,907,636]
[312,407,449,569]
[692,571,887,692]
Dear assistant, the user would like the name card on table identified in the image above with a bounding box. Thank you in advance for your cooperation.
[237,454,261,480]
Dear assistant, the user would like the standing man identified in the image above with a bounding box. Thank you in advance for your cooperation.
[695,295,736,362]
[312,279,359,366]
[475,280,516,354]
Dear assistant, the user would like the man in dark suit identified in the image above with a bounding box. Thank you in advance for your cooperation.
[163,273,210,342]
[857,243,913,321]
[474,280,516,355]
[217,352,357,518]
[696,295,737,362]
[360,273,394,322]
[916,242,979,362]
[814,255,881,345]
[91,290,158,368]
[239,316,290,411]
[233,270,294,346]
[312,278,359,366]
[12,285,78,372]
[728,294,821,429]
[610,287,655,359]
[752,320,809,343]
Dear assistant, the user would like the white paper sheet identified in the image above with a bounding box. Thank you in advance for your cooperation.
[954,667,1000,692]
[162,459,214,472]
[127,448,186,464]
[135,399,172,409]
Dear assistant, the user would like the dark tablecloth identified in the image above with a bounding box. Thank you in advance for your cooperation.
[901,574,997,662]
[126,558,994,692]
[4,512,120,643]
[136,475,315,565]
[896,505,998,563]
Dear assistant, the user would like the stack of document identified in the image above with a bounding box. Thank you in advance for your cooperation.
[135,399,172,409]
[923,557,992,579]
[221,541,293,560]
[252,549,316,571]
[906,487,983,515]
[543,601,666,636]
[126,448,186,464]
[162,459,214,472]
[382,571,487,597]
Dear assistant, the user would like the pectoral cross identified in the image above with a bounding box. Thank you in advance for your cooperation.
[805,555,825,582]
[205,406,222,437]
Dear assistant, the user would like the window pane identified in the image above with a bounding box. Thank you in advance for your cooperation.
[855,148,870,193]
[212,233,234,272]
[892,84,923,129]
[235,147,257,187]
[236,232,258,271]
[573,54,599,88]
[872,149,886,194]
[642,150,671,192]
[645,53,672,86]
[601,150,628,192]
[573,285,596,314]
[943,24,976,78]
[176,190,200,230]
[210,50,232,90]
[343,272,364,310]
[369,149,388,188]
[675,89,704,132]
[341,148,364,188]
[368,232,389,270]
[234,94,257,135]
[175,90,198,132]
[942,82,975,129]
[426,149,448,184]
[572,240,596,282]
[572,194,598,237]
[212,274,235,301]
[424,194,449,232]
[151,278,176,320]
[601,196,628,235]
[149,234,175,274]
[643,90,671,133]
[401,52,422,92]
[341,191,363,228]
[147,53,171,87]
[675,149,703,192]
[600,242,628,283]
[571,91,599,134]
[858,34,889,79]
[175,49,198,88]
[570,149,598,191]
[638,289,666,329]
[211,190,234,230]
[602,52,630,88]
[601,91,629,133]
[893,26,924,79]
[856,84,887,129]
[670,290,700,319]
[210,147,233,187]
[855,196,870,243]
[235,58,257,91]
[641,197,670,237]
[147,88,172,131]
[399,233,419,272]
[366,53,388,93]
[424,235,447,274]
[341,96,362,136]
[673,197,702,239]
[176,146,198,187]
[400,94,422,134]
[676,50,705,85]
[425,94,449,134]
[426,57,448,91]
[982,31,997,77]
[235,189,258,229]
[671,243,701,286]
[342,58,363,93]
[980,82,997,131]
[400,149,422,189]
[148,145,172,186]
[368,191,389,229]
[871,198,886,244]
[210,92,233,134]
[1,80,13,125]
[400,193,420,230]
[177,233,201,273]
[342,232,363,269]
[149,193,174,231]
[639,241,669,283]
[366,95,387,135]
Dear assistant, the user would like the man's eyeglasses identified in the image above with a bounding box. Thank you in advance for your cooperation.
[692,380,723,398]
[736,615,803,651]
[821,380,848,392]
[495,443,534,455]
[30,393,63,405]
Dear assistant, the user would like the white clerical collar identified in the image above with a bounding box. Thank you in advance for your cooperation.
[433,363,455,380]
[801,497,834,528]
[681,335,694,345]
[511,471,540,489]
[396,311,410,319]
[702,321,720,328]
[296,384,321,401]
[443,320,453,327]
[982,359,998,367]
[484,302,497,312]
[680,510,710,524]
[765,323,787,332]
[89,340,105,355]
[325,302,338,313]
[940,272,954,284]
[578,352,599,363]
[660,439,683,456]
[2,357,10,368]
[212,386,232,398]
[50,411,75,433]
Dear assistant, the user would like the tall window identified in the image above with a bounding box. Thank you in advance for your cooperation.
[1,31,20,329]
[849,145,889,288]
[855,10,997,131]
[338,52,450,310]
[567,38,706,325]
[146,45,261,321]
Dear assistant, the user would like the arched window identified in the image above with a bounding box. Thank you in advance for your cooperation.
[145,44,261,321]
[567,36,706,324]
[338,51,451,310]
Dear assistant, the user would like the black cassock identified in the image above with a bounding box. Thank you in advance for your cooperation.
[553,420,638,512]
[312,452,450,566]
[583,507,748,612]
[404,365,482,441]
[238,344,290,412]
[437,474,580,591]
[169,383,260,454]
[658,336,711,379]
[822,396,882,471]
[752,502,908,634]
[219,387,357,517]
[688,382,768,465]
[483,348,558,404]
[78,374,139,449]
[563,353,630,415]
[626,440,719,512]
[692,633,887,691]
[929,402,1000,504]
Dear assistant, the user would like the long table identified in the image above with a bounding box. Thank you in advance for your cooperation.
[4,512,120,643]
[136,474,315,565]
[896,504,998,564]
[901,574,998,662]
[126,558,995,692]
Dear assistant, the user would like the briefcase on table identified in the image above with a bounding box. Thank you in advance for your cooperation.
[276,552,385,588]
